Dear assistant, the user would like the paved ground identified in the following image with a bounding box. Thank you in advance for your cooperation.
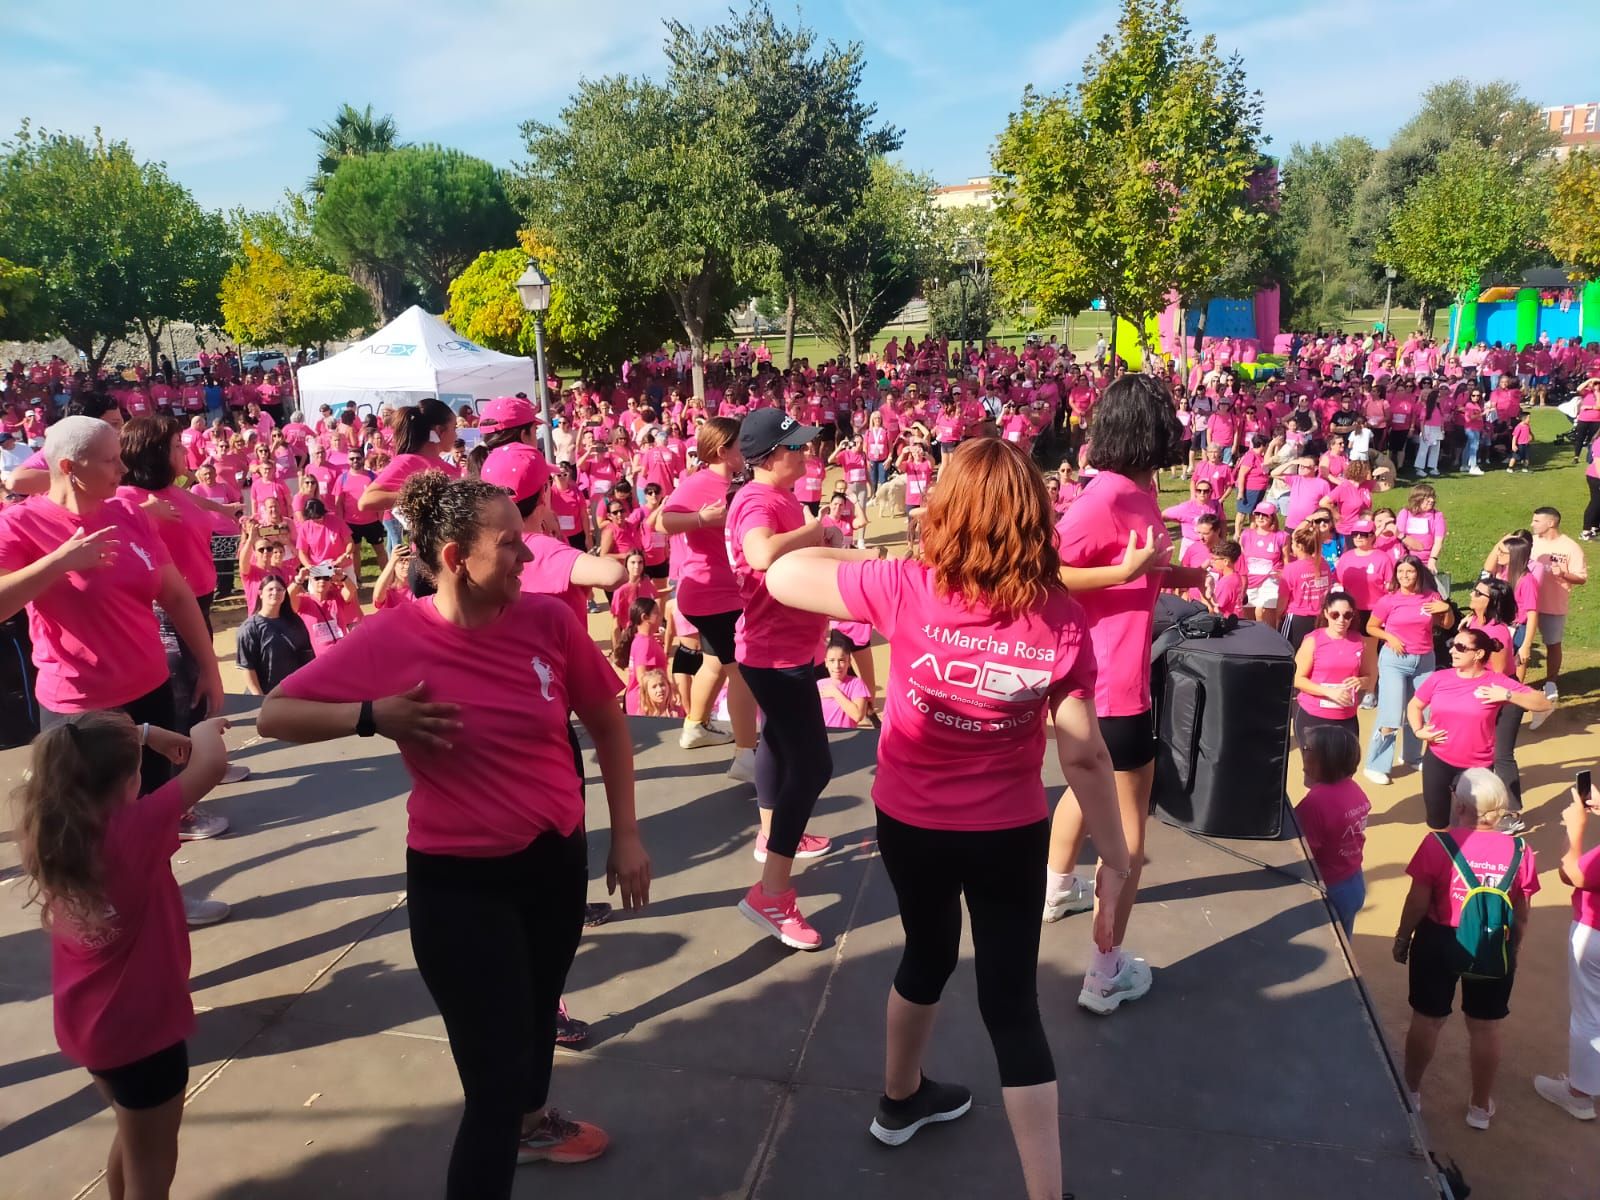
[0,699,1440,1200]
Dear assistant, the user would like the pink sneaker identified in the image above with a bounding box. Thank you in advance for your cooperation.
[753,833,832,863]
[738,884,823,950]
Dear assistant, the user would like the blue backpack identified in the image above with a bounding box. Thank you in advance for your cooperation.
[1435,832,1523,980]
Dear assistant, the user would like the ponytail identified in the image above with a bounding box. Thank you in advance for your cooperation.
[612,597,658,668]
[390,398,454,456]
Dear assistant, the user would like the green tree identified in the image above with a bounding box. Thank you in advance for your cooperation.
[1548,150,1600,278]
[0,256,46,341]
[308,103,403,196]
[1380,144,1546,325]
[520,66,770,398]
[926,272,999,345]
[0,124,230,374]
[221,200,373,349]
[669,3,901,366]
[1352,79,1556,331]
[793,160,936,366]
[1277,137,1376,326]
[989,0,1266,365]
[315,145,519,318]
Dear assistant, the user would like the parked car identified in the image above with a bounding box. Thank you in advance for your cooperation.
[176,358,205,381]
[242,350,289,373]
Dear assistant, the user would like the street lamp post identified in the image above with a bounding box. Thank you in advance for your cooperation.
[514,259,554,460]
[1382,265,1397,336]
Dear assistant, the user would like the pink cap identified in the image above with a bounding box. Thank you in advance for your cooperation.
[478,395,541,433]
[1252,500,1278,516]
[1350,517,1375,533]
[481,444,551,503]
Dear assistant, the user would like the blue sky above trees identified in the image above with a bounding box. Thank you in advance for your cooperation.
[2,0,1594,212]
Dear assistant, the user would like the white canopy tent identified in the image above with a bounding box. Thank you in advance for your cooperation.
[294,306,537,416]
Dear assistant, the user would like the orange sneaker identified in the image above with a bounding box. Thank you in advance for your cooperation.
[516,1109,609,1165]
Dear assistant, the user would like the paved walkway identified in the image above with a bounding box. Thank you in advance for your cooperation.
[1,708,1438,1199]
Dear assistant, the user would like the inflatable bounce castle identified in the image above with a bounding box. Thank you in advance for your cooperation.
[1449,271,1600,350]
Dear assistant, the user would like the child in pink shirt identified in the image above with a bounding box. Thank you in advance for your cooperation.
[1204,540,1245,617]
[614,597,667,716]
[1296,725,1369,935]
[816,641,873,729]
[17,713,231,1195]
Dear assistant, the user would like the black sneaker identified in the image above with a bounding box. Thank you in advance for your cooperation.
[869,1075,972,1146]
[583,901,613,927]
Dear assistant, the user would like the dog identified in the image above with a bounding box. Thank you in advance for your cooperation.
[870,473,906,519]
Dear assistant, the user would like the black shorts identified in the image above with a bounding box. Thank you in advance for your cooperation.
[1408,918,1514,1021]
[671,645,704,677]
[1294,707,1358,752]
[644,560,670,581]
[567,533,587,552]
[1385,429,1410,457]
[1100,709,1156,772]
[90,1040,188,1110]
[686,608,740,662]
[349,520,385,548]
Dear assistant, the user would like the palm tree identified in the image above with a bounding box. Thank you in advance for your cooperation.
[307,103,402,195]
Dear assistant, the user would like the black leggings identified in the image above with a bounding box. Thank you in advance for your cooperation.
[1294,707,1358,752]
[407,829,587,1200]
[1420,750,1463,830]
[740,662,833,858]
[41,681,177,795]
[1575,421,1599,463]
[876,808,1054,1088]
[1584,476,1600,532]
[1492,702,1524,812]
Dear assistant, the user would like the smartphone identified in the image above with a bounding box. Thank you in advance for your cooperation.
[1580,770,1593,806]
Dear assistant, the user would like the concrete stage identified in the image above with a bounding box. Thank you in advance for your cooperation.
[0,712,1443,1199]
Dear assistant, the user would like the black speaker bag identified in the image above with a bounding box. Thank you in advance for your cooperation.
[1152,618,1294,838]
[0,611,39,750]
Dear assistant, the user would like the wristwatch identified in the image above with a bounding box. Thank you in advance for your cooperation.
[356,699,377,738]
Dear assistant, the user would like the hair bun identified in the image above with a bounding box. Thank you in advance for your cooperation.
[397,469,451,531]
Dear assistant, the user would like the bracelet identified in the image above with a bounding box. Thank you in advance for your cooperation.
[356,699,377,738]
[139,722,150,747]
[1102,862,1133,879]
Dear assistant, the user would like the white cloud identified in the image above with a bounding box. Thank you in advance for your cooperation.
[0,64,285,168]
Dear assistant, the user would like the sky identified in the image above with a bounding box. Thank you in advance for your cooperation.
[1,0,1596,214]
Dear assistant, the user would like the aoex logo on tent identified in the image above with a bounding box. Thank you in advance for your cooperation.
[363,343,417,356]
[436,339,485,354]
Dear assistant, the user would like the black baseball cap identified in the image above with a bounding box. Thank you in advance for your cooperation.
[739,409,821,461]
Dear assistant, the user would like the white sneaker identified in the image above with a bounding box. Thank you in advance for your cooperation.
[1529,708,1552,731]
[184,894,231,927]
[1465,1099,1495,1130]
[727,747,757,784]
[1077,954,1152,1015]
[1360,693,1377,710]
[1533,1075,1597,1120]
[1544,681,1559,701]
[1468,466,1484,476]
[679,720,734,749]
[179,810,229,841]
[1363,769,1391,787]
[1042,874,1094,922]
[221,763,250,784]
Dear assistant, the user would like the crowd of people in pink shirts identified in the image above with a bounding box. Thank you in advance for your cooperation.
[6,322,1600,1200]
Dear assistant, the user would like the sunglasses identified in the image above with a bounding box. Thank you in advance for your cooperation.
[1313,518,1332,525]
[1449,642,1478,653]
[1327,611,1355,620]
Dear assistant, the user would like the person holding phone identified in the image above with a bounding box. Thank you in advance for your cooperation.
[1534,772,1600,1121]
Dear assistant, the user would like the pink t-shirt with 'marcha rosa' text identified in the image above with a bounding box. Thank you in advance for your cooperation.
[1054,471,1167,718]
[276,594,620,856]
[1281,555,1331,616]
[1407,829,1539,927]
[1413,667,1533,769]
[51,780,193,1072]
[838,557,1097,831]
[662,468,742,616]
[1295,778,1369,887]
[726,480,828,669]
[0,496,172,711]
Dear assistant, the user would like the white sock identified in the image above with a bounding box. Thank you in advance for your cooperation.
[1046,869,1077,896]
[1092,945,1123,977]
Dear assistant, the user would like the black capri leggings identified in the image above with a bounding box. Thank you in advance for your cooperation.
[876,808,1054,1088]
[407,828,587,1200]
[1492,702,1523,811]
[1294,707,1358,752]
[1420,750,1463,830]
[740,662,833,858]
[1584,476,1600,532]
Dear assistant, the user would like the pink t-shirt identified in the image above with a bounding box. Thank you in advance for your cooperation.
[726,480,827,669]
[370,452,462,499]
[661,469,741,616]
[1211,569,1244,617]
[1407,829,1539,927]
[277,594,621,855]
[1399,509,1446,558]
[624,634,668,715]
[295,592,360,654]
[837,557,1096,829]
[1296,778,1369,887]
[818,673,871,728]
[1285,475,1333,527]
[1371,589,1441,655]
[610,578,659,624]
[0,497,171,711]
[1054,471,1167,717]
[1240,528,1287,589]
[117,485,218,597]
[1298,627,1363,719]
[1572,844,1600,930]
[335,469,376,525]
[1413,667,1532,769]
[1281,555,1331,616]
[51,779,193,1071]
[294,516,352,566]
[1334,549,1394,611]
[519,533,589,623]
